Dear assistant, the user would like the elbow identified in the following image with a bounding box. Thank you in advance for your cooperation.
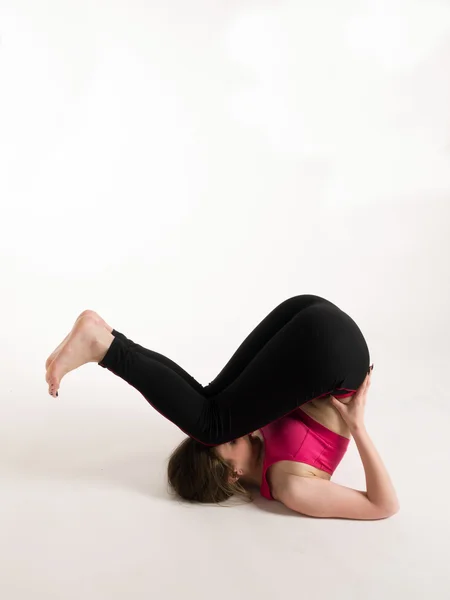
[388,501,401,517]
[377,501,400,519]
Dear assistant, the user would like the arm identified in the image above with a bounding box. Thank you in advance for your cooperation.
[282,370,400,519]
[278,371,399,520]
[351,424,399,511]
[277,476,396,520]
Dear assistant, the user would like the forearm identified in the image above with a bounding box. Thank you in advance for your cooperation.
[351,425,399,512]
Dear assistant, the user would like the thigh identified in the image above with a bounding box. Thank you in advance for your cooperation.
[202,294,327,396]
[213,300,360,440]
[299,396,352,439]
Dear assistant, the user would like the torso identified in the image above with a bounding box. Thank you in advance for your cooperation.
[253,395,352,501]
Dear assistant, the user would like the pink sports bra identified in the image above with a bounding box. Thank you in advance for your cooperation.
[259,408,350,500]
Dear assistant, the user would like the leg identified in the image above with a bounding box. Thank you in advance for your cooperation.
[112,295,325,396]
[46,296,322,397]
[98,295,370,445]
[46,312,202,392]
[110,330,205,393]
[49,296,335,395]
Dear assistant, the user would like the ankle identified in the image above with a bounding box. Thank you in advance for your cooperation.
[91,330,114,363]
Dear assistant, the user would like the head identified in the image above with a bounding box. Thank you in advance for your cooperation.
[167,433,262,504]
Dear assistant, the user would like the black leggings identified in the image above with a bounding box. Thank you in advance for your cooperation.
[98,294,370,446]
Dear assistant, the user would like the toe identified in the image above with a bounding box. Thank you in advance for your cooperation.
[48,372,60,397]
[49,382,59,398]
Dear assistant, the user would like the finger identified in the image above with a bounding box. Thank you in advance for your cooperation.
[330,396,343,409]
[357,377,368,391]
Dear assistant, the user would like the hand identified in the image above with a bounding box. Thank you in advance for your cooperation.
[330,368,373,431]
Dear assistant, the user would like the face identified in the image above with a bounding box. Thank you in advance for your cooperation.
[215,434,260,480]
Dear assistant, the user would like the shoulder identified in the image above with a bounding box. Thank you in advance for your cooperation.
[268,462,318,500]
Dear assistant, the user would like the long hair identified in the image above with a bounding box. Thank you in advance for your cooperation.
[167,437,254,505]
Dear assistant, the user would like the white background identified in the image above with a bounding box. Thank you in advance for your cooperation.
[1,0,449,598]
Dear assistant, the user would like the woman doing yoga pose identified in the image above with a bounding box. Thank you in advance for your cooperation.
[44,295,399,520]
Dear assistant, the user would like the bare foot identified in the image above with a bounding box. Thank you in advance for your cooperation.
[46,315,114,398]
[45,310,113,370]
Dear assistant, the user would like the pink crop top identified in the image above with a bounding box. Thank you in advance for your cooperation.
[259,409,350,500]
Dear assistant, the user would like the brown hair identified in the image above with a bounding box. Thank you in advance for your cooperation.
[167,437,254,505]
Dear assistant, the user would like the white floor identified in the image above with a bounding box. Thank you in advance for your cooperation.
[1,348,449,599]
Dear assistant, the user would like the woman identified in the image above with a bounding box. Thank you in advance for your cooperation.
[45,294,399,520]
